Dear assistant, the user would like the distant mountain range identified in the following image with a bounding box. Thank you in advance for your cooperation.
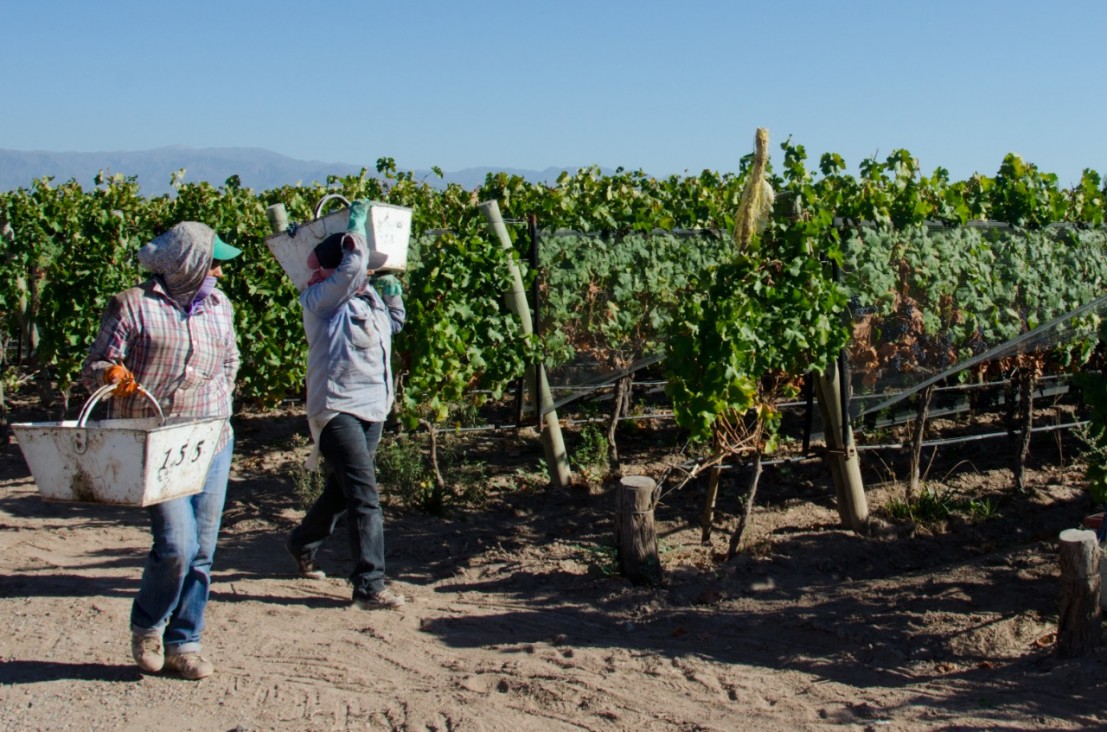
[0,146,607,196]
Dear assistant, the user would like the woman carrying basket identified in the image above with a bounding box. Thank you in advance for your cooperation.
[82,221,241,680]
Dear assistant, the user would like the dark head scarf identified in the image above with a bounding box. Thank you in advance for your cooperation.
[306,232,389,272]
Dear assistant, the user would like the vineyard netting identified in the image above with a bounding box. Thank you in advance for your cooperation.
[4,160,1107,473]
[534,228,730,411]
[482,222,1107,454]
[842,223,1107,420]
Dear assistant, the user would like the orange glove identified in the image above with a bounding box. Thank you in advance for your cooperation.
[103,364,139,397]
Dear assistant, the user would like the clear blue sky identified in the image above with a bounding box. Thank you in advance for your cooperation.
[2,0,1103,186]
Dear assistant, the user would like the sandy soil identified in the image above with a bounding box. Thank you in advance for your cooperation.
[3,401,1107,731]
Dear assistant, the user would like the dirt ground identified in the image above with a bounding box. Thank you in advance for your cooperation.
[3,398,1107,731]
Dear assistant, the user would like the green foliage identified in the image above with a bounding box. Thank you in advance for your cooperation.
[1074,371,1107,504]
[572,423,609,478]
[665,139,850,444]
[577,542,619,577]
[0,176,151,393]
[1069,170,1107,226]
[964,496,1000,521]
[664,251,847,442]
[538,229,730,369]
[886,486,956,523]
[376,431,489,513]
[290,461,327,511]
[2,143,1106,443]
[841,225,1107,382]
[885,485,1002,525]
[279,434,327,510]
[377,433,437,509]
[990,154,1067,228]
[399,231,537,427]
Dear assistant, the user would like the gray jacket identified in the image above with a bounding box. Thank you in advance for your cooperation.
[300,236,405,423]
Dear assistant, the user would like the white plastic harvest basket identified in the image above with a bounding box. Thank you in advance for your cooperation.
[266,195,412,291]
[11,384,226,507]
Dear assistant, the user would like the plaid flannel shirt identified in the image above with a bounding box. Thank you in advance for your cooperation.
[82,277,240,451]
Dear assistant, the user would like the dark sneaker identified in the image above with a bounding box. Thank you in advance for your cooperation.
[131,633,164,673]
[352,588,406,610]
[285,539,326,579]
[164,652,214,680]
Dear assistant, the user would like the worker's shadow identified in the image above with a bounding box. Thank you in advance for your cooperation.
[0,659,141,684]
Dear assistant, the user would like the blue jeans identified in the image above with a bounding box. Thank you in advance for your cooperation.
[131,439,233,654]
[290,414,387,598]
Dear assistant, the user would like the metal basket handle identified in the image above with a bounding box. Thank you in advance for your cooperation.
[77,383,165,428]
[313,193,352,220]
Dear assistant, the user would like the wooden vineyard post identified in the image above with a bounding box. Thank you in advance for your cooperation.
[907,384,934,502]
[478,200,572,490]
[814,357,868,533]
[700,465,723,543]
[1013,368,1037,493]
[615,476,662,586]
[1057,528,1101,657]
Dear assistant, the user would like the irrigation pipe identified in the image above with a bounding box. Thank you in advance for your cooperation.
[854,419,1088,452]
[657,418,1089,496]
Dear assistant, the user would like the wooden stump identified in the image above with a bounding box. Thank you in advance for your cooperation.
[615,476,661,586]
[1058,528,1101,658]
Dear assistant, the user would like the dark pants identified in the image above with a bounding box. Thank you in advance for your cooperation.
[291,414,386,598]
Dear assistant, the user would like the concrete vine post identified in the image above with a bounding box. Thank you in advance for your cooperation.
[735,128,867,535]
[265,203,289,234]
[478,200,572,490]
[814,359,868,532]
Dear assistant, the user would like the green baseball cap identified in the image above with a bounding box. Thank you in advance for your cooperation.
[212,234,243,261]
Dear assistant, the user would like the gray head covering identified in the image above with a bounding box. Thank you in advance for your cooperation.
[137,222,216,308]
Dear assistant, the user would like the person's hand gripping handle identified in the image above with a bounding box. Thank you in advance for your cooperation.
[103,363,139,397]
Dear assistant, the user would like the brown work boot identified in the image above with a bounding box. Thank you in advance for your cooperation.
[285,539,326,579]
[164,652,214,680]
[352,588,406,610]
[131,633,164,673]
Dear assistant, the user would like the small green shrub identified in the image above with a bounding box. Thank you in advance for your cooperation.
[446,399,482,429]
[287,435,326,510]
[377,433,434,509]
[573,423,609,476]
[886,486,956,523]
[577,542,619,576]
[886,485,1001,525]
[450,457,490,505]
[964,496,1000,521]
[1074,371,1107,504]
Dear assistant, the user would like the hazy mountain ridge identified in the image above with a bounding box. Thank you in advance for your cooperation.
[0,146,605,196]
